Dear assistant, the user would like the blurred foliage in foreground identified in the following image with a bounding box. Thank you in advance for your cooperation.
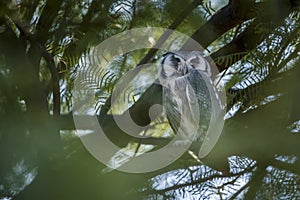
[0,0,300,199]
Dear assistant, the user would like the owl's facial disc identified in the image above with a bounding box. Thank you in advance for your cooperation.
[161,53,187,78]
[186,56,200,69]
[173,54,188,76]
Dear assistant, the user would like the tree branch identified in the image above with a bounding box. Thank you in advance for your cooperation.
[211,0,295,70]
[183,0,258,49]
[58,1,299,172]
[11,15,61,117]
[99,0,204,118]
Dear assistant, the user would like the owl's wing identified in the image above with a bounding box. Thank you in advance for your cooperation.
[186,70,212,140]
[163,87,182,134]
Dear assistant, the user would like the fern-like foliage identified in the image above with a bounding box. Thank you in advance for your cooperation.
[1,0,300,200]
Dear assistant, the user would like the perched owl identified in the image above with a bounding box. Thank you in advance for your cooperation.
[159,51,221,156]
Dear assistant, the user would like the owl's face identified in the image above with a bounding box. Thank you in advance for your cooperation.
[160,51,211,79]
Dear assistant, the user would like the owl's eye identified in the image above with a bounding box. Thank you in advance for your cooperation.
[188,57,200,68]
[171,55,181,63]
[190,58,199,64]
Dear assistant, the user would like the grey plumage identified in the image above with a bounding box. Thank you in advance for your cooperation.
[159,51,216,151]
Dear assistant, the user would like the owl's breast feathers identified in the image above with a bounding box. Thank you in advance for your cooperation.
[162,69,212,142]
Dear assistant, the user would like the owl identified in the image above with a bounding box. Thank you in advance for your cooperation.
[159,51,220,155]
